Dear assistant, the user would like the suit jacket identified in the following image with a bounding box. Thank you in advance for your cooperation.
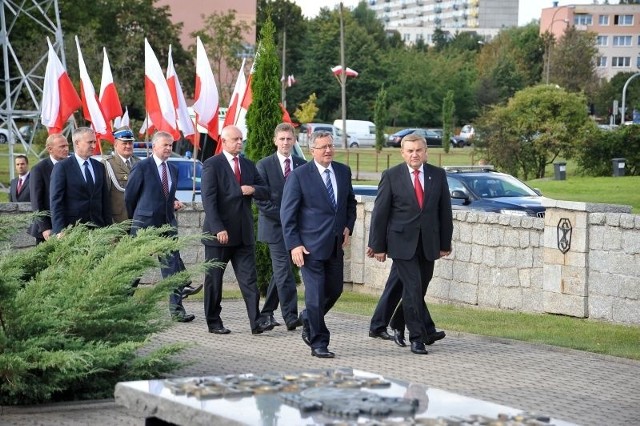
[9,174,31,202]
[280,161,357,260]
[368,162,453,261]
[50,156,112,233]
[104,154,141,223]
[201,153,269,247]
[255,153,306,244]
[28,159,54,238]
[124,157,178,234]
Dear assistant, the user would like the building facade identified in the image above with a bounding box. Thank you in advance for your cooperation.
[367,0,519,45]
[541,3,640,80]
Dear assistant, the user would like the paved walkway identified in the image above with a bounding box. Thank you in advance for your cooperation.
[2,299,639,425]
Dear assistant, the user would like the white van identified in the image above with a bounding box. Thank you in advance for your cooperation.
[333,119,376,148]
[297,123,357,147]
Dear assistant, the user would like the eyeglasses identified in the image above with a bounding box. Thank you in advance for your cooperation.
[312,144,335,151]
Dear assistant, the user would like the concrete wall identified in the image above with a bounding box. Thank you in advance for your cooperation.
[2,197,639,325]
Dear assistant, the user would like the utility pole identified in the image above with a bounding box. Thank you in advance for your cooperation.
[280,29,286,107]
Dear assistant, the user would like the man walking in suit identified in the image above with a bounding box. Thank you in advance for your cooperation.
[201,125,273,335]
[368,133,453,355]
[281,131,357,358]
[9,155,31,202]
[256,123,306,330]
[124,131,195,322]
[103,127,140,224]
[50,127,112,234]
[28,134,70,244]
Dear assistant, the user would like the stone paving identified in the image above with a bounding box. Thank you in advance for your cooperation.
[2,299,639,425]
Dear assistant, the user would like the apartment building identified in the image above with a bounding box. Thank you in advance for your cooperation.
[541,3,640,80]
[367,0,519,45]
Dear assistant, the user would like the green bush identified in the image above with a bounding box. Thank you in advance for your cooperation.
[0,220,208,405]
[577,125,639,176]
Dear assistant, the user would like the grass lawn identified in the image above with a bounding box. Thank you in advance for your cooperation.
[219,289,640,360]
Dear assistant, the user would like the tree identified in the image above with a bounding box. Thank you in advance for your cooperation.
[373,85,388,152]
[549,26,599,95]
[293,93,319,124]
[244,17,282,293]
[475,85,592,180]
[442,90,455,154]
[191,10,252,104]
[591,72,640,121]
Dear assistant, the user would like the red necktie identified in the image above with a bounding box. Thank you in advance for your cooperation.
[413,169,423,209]
[284,158,291,179]
[161,162,169,198]
[16,178,23,194]
[233,156,241,183]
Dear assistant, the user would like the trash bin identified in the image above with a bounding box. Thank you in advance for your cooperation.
[612,158,626,177]
[553,162,566,180]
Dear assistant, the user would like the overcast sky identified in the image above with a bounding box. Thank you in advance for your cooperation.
[291,0,597,26]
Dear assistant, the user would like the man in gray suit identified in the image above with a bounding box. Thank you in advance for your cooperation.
[368,133,453,355]
[103,127,140,224]
[256,123,306,330]
[9,155,31,203]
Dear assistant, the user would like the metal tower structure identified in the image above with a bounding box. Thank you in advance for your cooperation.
[1,0,66,179]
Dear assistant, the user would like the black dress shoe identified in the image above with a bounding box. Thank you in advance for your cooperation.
[268,315,281,327]
[368,329,392,340]
[301,328,311,346]
[181,284,203,299]
[209,326,231,334]
[252,320,275,335]
[410,342,428,355]
[173,313,195,323]
[425,331,446,345]
[392,329,406,347]
[311,347,335,358]
[286,318,303,331]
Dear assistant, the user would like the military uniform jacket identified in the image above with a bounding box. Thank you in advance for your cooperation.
[103,155,140,223]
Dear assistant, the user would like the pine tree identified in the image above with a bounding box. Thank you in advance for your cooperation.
[373,85,388,153]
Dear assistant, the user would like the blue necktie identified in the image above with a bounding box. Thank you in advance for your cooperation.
[324,169,336,210]
[83,161,94,188]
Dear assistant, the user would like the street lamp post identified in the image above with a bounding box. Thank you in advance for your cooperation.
[621,72,640,125]
[544,6,574,84]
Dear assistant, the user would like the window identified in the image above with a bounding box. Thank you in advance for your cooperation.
[599,15,609,25]
[614,15,633,26]
[596,35,608,46]
[613,36,632,46]
[637,56,640,69]
[403,33,411,42]
[597,56,607,67]
[612,57,631,67]
[574,14,593,25]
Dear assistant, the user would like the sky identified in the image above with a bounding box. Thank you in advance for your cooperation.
[291,0,597,26]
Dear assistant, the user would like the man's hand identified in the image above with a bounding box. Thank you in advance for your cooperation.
[240,185,255,196]
[291,245,309,268]
[366,247,374,258]
[174,200,184,211]
[373,252,387,262]
[439,250,452,258]
[216,230,229,244]
[43,229,52,240]
[341,227,351,248]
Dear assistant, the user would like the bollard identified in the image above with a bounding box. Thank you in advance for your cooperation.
[612,158,626,177]
[553,162,566,180]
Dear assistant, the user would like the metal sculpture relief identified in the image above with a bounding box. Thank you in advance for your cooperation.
[557,218,572,254]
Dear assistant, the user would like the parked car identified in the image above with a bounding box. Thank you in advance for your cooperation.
[428,128,467,148]
[333,119,376,148]
[350,166,547,217]
[298,123,357,148]
[386,128,442,147]
[451,124,475,147]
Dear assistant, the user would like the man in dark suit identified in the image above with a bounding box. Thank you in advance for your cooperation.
[9,155,31,202]
[368,133,453,355]
[124,131,195,322]
[281,131,357,358]
[50,127,112,234]
[28,134,69,244]
[201,125,273,335]
[256,123,306,330]
[103,127,140,224]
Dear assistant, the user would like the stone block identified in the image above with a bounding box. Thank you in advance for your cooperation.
[519,231,530,248]
[620,214,635,230]
[522,287,544,312]
[454,243,471,262]
[543,291,587,317]
[448,281,478,305]
[589,226,604,250]
[602,228,623,251]
[588,295,613,321]
[498,287,523,310]
[518,268,531,288]
[532,247,544,268]
[617,274,640,300]
[435,258,453,280]
[429,277,450,300]
[589,213,606,225]
[543,264,562,293]
[495,246,516,267]
[452,261,479,285]
[492,267,520,288]
[498,215,512,226]
[482,247,497,267]
[590,252,638,276]
[515,250,533,268]
[503,229,521,247]
[612,298,640,324]
[457,222,473,243]
[477,282,500,309]
[605,214,621,227]
[588,271,620,297]
[561,266,587,296]
[622,231,640,255]
[545,209,577,231]
[350,262,364,284]
[470,245,484,263]
[177,211,201,228]
[543,247,565,265]
[520,216,534,229]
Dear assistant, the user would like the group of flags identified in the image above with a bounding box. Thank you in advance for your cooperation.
[40,36,259,155]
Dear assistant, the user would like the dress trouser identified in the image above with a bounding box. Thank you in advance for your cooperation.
[162,251,189,317]
[369,263,401,333]
[260,240,299,325]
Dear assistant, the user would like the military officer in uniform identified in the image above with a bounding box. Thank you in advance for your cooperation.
[103,127,140,224]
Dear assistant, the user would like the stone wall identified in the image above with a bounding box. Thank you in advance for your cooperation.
[2,197,639,325]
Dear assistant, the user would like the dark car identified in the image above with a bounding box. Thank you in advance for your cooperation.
[386,128,442,148]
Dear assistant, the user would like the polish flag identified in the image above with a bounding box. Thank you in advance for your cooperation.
[41,38,82,134]
[98,47,123,121]
[76,36,113,146]
[166,44,195,144]
[138,115,156,137]
[331,65,359,78]
[223,58,246,131]
[114,107,130,129]
[192,37,219,142]
[144,38,179,140]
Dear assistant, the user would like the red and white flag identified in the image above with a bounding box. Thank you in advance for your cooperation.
[144,38,179,140]
[138,115,155,137]
[223,58,246,131]
[99,47,123,121]
[287,74,296,87]
[192,37,219,143]
[331,65,359,78]
[76,36,113,145]
[166,44,195,144]
[40,38,82,134]
[114,107,130,129]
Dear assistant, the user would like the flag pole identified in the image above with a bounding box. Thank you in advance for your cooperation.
[192,114,200,202]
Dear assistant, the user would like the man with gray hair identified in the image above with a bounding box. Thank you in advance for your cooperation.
[103,126,140,224]
[50,127,112,234]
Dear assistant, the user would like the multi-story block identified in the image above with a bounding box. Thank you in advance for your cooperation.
[367,0,519,45]
[541,3,640,80]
